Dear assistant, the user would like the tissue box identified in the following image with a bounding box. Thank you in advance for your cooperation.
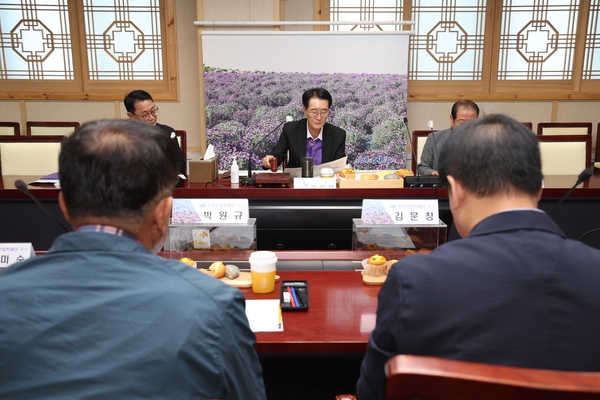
[189,156,218,182]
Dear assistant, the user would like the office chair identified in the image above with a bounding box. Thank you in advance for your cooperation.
[336,355,600,400]
[537,122,592,136]
[26,121,80,136]
[0,122,20,135]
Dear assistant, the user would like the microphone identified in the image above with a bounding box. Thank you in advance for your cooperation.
[241,116,293,185]
[14,179,70,232]
[547,167,593,215]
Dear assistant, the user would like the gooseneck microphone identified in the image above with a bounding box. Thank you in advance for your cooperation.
[547,167,594,216]
[241,116,293,185]
[14,179,70,232]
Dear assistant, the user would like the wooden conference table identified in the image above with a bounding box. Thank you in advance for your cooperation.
[244,269,379,354]
[3,173,600,251]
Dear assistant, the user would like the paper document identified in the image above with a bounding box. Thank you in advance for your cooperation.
[245,299,283,332]
[286,156,348,178]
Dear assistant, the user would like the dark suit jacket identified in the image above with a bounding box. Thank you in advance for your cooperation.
[357,210,600,400]
[270,119,346,168]
[156,123,185,175]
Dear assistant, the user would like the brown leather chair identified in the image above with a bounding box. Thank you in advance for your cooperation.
[521,122,533,131]
[537,134,591,176]
[411,130,436,173]
[337,355,600,400]
[537,122,592,136]
[595,123,600,174]
[26,121,80,136]
[0,122,20,135]
[0,135,66,176]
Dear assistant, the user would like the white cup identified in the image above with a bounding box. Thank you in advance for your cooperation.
[320,168,334,178]
[249,251,277,293]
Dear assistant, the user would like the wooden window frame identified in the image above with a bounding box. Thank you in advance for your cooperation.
[0,0,178,101]
[316,0,600,101]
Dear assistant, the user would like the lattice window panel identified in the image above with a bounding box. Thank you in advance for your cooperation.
[0,0,164,81]
[497,0,579,80]
[0,0,74,80]
[83,0,164,80]
[329,0,405,31]
[409,0,486,80]
[583,0,600,79]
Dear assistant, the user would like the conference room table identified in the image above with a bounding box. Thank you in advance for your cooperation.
[2,173,600,251]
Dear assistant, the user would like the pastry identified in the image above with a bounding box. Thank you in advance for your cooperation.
[339,168,355,178]
[364,254,388,277]
[179,257,196,268]
[395,169,414,178]
[360,173,379,180]
[224,264,240,280]
[209,261,226,278]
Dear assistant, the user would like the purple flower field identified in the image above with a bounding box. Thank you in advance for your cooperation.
[204,68,408,170]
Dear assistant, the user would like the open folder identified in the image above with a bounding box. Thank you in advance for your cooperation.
[29,172,59,185]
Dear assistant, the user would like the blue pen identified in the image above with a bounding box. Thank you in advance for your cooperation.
[290,286,302,307]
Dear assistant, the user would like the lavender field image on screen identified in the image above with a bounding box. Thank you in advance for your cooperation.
[204,68,408,171]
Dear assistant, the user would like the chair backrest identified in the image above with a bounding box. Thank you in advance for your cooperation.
[537,122,592,136]
[538,134,591,176]
[384,355,600,400]
[175,129,187,175]
[0,135,66,176]
[0,122,20,135]
[411,130,435,172]
[521,122,533,131]
[26,121,80,136]
[596,122,600,165]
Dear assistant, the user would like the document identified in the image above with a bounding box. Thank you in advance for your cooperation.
[245,299,283,332]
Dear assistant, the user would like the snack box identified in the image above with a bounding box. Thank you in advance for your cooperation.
[337,171,405,188]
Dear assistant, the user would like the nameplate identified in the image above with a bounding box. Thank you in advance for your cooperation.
[361,199,439,225]
[0,243,35,268]
[171,199,249,224]
[293,178,337,189]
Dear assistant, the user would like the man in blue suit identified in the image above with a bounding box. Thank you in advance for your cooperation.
[357,114,600,400]
[262,87,346,169]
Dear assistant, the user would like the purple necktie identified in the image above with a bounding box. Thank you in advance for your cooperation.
[307,138,323,165]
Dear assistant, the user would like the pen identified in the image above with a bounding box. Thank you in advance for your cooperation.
[278,306,282,329]
[287,286,297,307]
[290,286,302,307]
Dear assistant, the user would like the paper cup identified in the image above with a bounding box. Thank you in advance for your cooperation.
[249,251,277,293]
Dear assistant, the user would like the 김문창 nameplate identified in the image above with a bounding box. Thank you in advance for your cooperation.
[361,199,439,225]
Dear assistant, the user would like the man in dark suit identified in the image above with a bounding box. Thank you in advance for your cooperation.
[262,88,346,169]
[124,90,186,176]
[357,114,600,400]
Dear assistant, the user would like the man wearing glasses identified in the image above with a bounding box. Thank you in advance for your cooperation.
[124,90,186,176]
[262,87,346,169]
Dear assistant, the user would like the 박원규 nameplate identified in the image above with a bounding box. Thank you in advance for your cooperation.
[171,198,249,224]
[361,199,439,225]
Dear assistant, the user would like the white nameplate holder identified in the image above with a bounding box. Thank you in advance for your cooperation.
[171,198,249,224]
[293,178,337,189]
[361,199,439,225]
[0,243,35,268]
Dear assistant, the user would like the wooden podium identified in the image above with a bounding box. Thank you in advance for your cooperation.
[254,172,291,187]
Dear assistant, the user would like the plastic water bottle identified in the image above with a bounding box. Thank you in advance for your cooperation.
[230,156,239,184]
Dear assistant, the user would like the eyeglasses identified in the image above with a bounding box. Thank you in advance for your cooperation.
[307,109,329,117]
[133,106,159,121]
